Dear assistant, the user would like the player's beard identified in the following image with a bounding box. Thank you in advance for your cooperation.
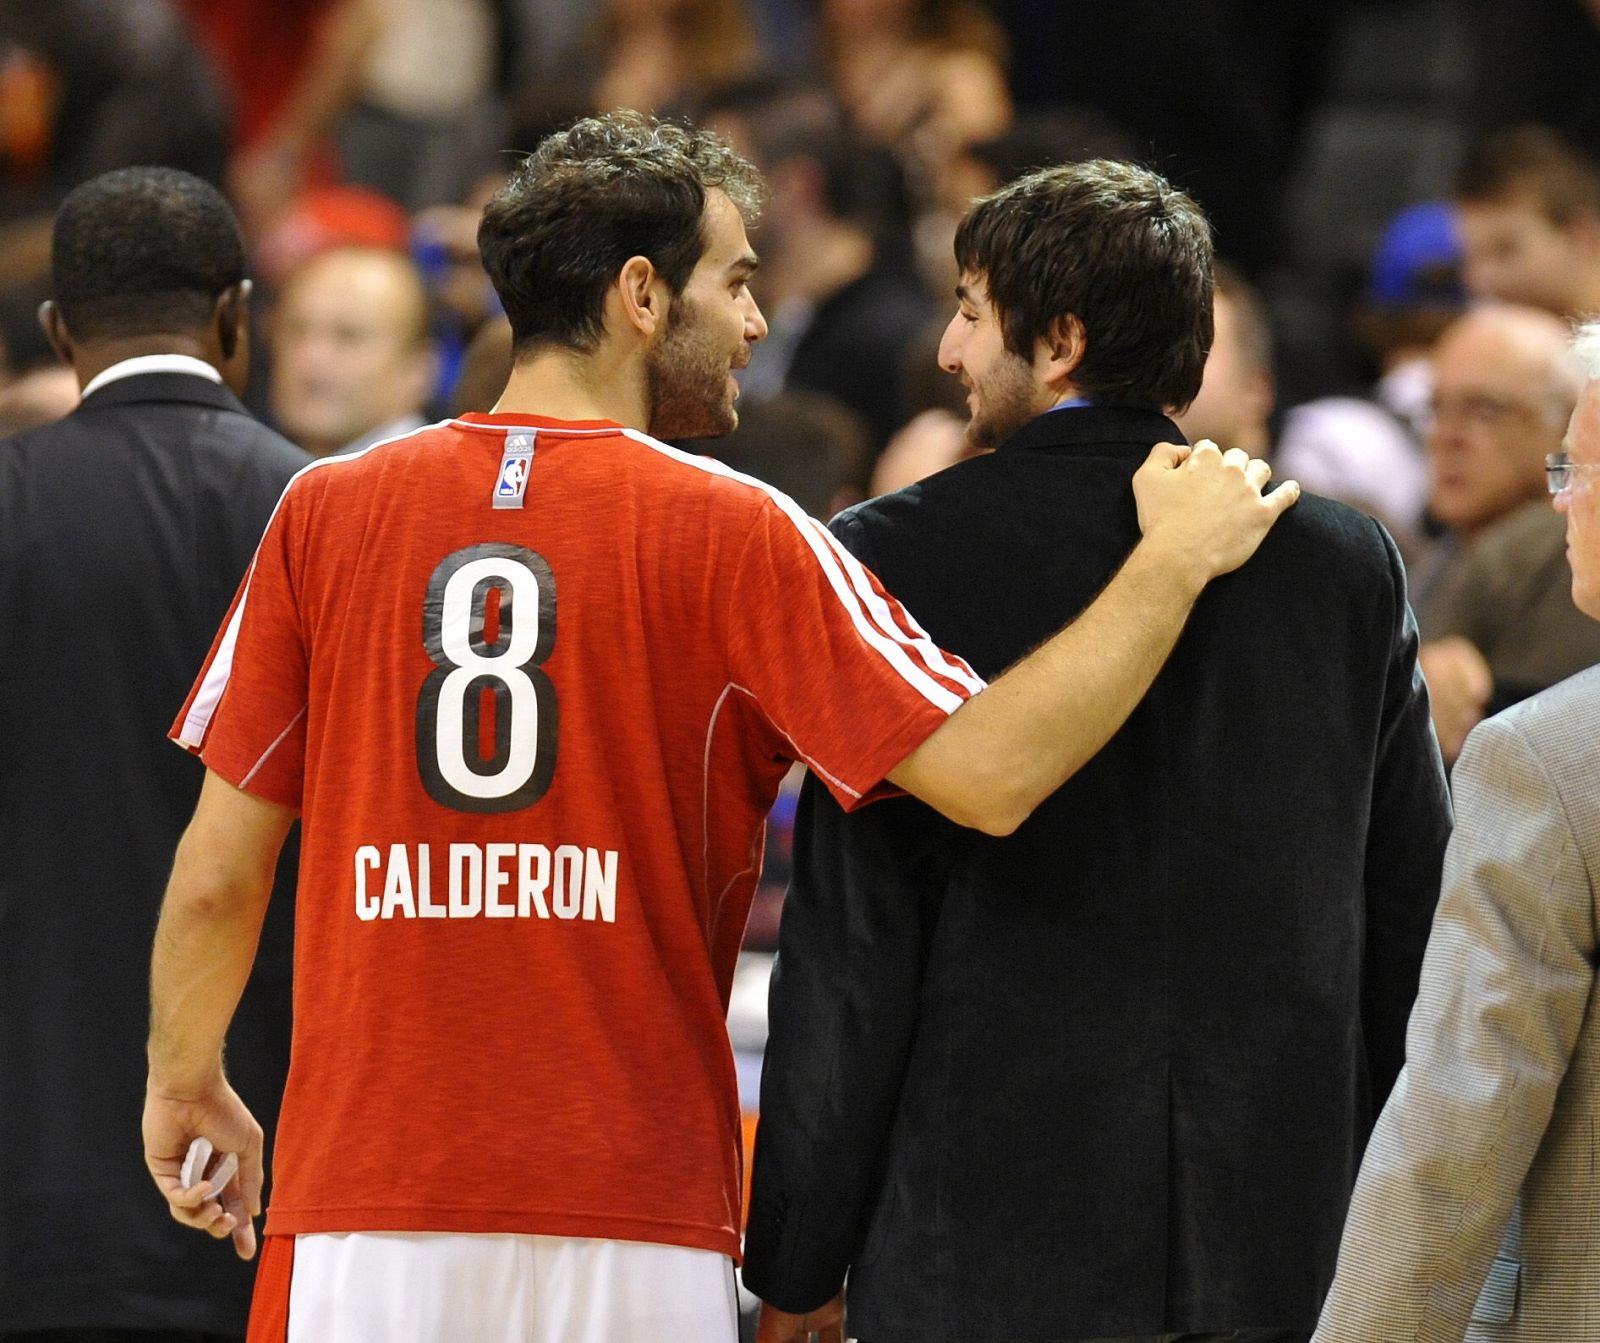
[645,296,739,440]
[965,348,1042,450]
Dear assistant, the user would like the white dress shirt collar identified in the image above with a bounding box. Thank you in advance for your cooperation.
[80,354,224,400]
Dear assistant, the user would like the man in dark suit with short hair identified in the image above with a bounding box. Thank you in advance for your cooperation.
[0,166,304,1340]
[744,160,1453,1343]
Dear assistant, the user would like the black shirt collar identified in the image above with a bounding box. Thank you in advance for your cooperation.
[998,403,1186,458]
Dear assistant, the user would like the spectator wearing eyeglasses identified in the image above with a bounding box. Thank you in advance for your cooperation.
[1313,314,1600,1343]
[1414,302,1600,761]
[1546,448,1600,494]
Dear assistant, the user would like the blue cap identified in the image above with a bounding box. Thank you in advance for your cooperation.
[1367,201,1466,310]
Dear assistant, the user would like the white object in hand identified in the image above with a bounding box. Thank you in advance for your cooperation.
[181,1135,238,1202]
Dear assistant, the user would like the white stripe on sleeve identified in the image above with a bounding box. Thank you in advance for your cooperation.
[810,516,985,694]
[176,421,449,749]
[620,428,978,714]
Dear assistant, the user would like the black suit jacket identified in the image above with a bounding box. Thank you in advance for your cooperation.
[743,405,1452,1341]
[0,372,306,1332]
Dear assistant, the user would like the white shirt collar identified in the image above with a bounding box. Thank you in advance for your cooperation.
[80,354,224,400]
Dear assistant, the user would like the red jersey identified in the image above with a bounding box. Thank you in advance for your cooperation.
[173,413,982,1258]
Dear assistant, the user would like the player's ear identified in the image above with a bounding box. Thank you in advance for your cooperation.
[38,300,73,369]
[215,281,251,362]
[615,256,666,340]
[1038,313,1086,389]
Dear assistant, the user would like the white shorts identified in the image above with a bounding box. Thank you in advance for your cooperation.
[259,1231,739,1343]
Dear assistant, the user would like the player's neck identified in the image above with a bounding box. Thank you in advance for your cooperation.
[492,345,648,429]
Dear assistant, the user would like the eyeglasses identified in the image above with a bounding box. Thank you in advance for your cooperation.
[1545,453,1600,495]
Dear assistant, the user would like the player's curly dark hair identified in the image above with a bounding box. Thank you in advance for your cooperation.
[52,166,245,340]
[954,159,1214,411]
[479,110,766,357]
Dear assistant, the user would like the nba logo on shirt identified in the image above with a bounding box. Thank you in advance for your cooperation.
[498,456,527,495]
[493,433,535,510]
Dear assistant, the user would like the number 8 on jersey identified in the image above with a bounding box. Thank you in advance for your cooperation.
[416,542,559,813]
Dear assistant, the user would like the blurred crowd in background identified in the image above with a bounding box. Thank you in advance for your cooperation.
[5,0,1600,944]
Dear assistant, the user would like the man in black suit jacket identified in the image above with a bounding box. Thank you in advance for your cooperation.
[744,161,1452,1343]
[0,168,305,1340]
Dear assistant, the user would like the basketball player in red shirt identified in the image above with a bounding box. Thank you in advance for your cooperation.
[143,111,1297,1342]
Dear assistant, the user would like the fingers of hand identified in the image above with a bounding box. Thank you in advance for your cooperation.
[1189,437,1222,464]
[166,1184,237,1238]
[242,1136,266,1218]
[230,1210,257,1261]
[146,1155,184,1184]
[227,1198,258,1260]
[1142,440,1190,471]
[1220,446,1251,472]
[161,1172,221,1210]
[1244,458,1272,490]
[160,1158,240,1240]
[1266,478,1301,516]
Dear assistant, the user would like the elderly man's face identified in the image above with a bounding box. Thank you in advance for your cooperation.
[1557,381,1600,619]
[1427,313,1567,537]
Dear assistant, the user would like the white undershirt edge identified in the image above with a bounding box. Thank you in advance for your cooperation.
[81,354,224,400]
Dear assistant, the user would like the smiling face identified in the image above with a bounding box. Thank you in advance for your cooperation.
[1558,379,1600,619]
[645,189,767,440]
[937,272,1050,450]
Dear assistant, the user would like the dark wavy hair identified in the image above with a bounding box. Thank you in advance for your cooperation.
[479,110,766,357]
[1455,124,1600,224]
[52,166,244,340]
[954,159,1214,410]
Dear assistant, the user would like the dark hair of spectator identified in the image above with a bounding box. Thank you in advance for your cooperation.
[478,111,766,357]
[767,129,916,257]
[51,166,244,341]
[1454,125,1600,224]
[954,159,1214,410]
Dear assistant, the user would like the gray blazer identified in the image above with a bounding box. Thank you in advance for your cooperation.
[1314,664,1600,1343]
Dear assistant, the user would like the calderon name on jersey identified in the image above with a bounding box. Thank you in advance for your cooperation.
[354,841,619,923]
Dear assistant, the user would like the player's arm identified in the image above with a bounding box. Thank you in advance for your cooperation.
[144,769,296,1259]
[889,442,1298,835]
